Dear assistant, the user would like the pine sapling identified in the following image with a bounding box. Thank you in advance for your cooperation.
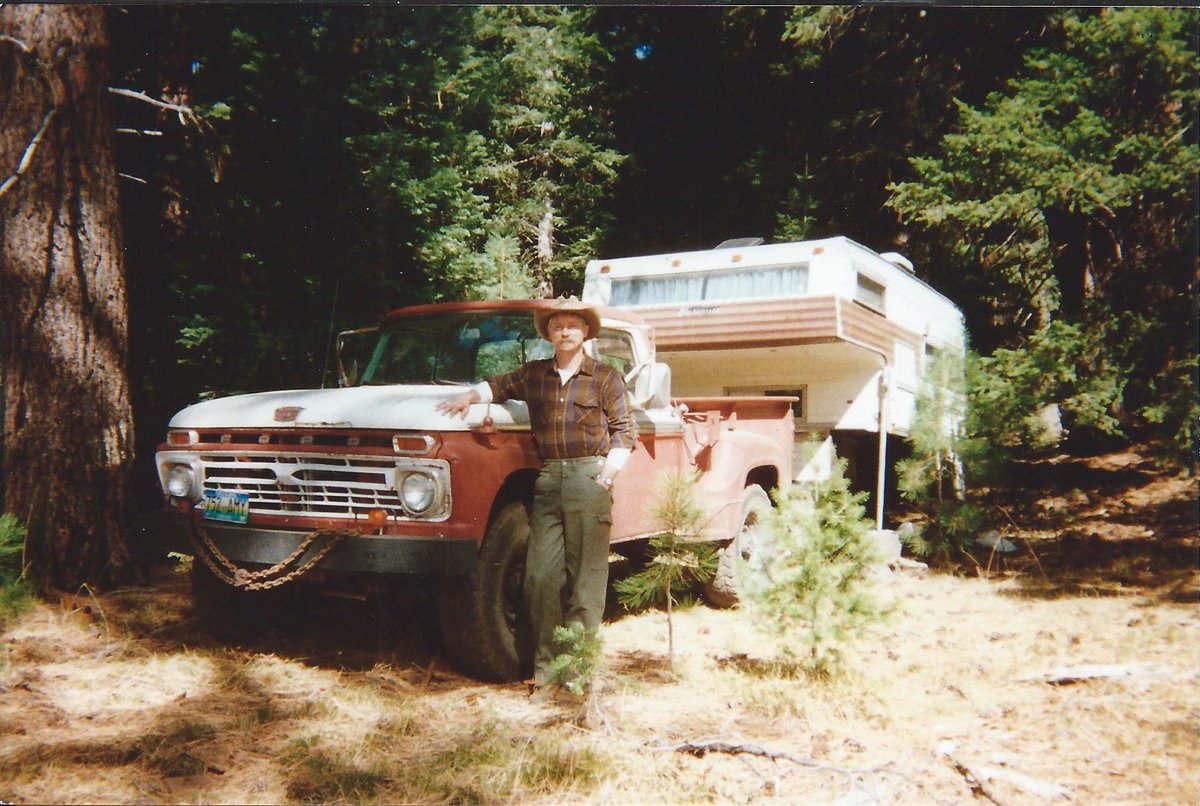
[0,514,32,627]
[613,470,717,670]
[897,347,990,562]
[738,468,894,678]
[545,621,602,696]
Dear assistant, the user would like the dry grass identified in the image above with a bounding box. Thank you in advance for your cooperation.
[0,449,1196,804]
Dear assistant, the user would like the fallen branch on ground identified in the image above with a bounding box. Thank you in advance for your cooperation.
[653,738,834,769]
[1017,662,1164,685]
[651,737,921,796]
[972,764,1070,800]
[938,743,1008,806]
[937,740,1069,802]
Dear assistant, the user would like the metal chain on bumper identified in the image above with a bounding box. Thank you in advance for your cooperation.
[186,517,353,591]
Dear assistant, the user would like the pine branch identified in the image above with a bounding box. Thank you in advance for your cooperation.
[106,86,198,124]
[0,109,56,200]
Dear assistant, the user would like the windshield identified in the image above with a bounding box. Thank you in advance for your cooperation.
[356,312,554,386]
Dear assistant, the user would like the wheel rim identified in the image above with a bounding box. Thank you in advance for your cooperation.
[738,510,759,561]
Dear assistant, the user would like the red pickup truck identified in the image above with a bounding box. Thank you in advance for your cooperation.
[149,299,793,680]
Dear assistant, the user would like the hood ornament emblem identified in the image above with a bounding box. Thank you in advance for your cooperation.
[274,406,302,423]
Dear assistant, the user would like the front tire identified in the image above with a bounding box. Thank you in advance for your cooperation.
[703,484,771,608]
[437,501,533,681]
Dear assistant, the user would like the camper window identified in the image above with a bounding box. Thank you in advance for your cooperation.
[611,262,809,307]
[855,273,886,312]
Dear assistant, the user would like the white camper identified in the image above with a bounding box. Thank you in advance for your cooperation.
[583,236,966,526]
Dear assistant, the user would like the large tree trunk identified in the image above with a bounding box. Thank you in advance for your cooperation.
[0,5,135,589]
[1043,207,1102,321]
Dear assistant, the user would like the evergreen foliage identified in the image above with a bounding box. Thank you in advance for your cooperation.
[94,5,1197,513]
[896,349,989,560]
[0,514,32,627]
[544,621,602,696]
[969,321,1127,452]
[738,471,893,678]
[347,6,623,302]
[613,470,717,669]
[887,8,1199,466]
[753,7,1049,251]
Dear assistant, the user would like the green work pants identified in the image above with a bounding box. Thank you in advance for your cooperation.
[526,456,613,685]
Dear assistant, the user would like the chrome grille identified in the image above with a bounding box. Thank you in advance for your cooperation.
[198,452,404,520]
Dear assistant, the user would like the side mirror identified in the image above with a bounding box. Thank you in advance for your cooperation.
[627,361,672,410]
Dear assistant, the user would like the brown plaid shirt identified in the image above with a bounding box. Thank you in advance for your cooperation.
[488,355,637,461]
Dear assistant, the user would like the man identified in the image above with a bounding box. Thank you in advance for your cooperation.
[437,297,636,701]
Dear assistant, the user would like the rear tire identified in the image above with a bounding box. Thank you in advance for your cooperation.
[437,501,533,681]
[704,484,771,608]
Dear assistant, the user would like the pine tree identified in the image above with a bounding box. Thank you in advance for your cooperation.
[614,470,717,670]
[888,8,1199,463]
[1,5,137,588]
[348,7,624,301]
[738,469,893,677]
[744,7,1050,251]
[896,348,989,561]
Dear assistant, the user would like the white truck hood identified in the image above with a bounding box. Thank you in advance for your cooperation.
[167,385,528,431]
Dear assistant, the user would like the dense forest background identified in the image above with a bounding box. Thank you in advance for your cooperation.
[87,5,1199,496]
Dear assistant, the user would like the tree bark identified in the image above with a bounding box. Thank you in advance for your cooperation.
[0,5,135,589]
[1042,207,1101,320]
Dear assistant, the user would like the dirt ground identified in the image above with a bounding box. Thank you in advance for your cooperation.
[0,448,1196,804]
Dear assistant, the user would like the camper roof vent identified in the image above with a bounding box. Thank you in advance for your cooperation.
[880,251,915,273]
[714,237,764,249]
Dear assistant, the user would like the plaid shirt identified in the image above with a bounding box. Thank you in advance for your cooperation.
[488,355,637,461]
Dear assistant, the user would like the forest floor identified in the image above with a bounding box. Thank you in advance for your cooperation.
[0,447,1196,804]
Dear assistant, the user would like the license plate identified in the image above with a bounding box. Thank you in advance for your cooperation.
[202,489,250,524]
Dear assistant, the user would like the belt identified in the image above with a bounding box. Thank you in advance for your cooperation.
[541,456,604,466]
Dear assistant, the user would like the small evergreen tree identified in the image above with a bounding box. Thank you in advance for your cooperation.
[544,622,602,697]
[738,469,893,678]
[0,514,32,627]
[614,470,717,670]
[896,348,990,561]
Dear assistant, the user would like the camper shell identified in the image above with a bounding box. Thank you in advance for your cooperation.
[583,236,966,525]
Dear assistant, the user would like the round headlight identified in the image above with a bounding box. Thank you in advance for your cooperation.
[399,472,437,514]
[166,464,195,498]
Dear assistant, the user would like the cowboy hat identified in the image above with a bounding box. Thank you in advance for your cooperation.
[533,296,601,341]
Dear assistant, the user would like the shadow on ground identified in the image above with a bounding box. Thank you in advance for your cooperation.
[960,452,1198,603]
